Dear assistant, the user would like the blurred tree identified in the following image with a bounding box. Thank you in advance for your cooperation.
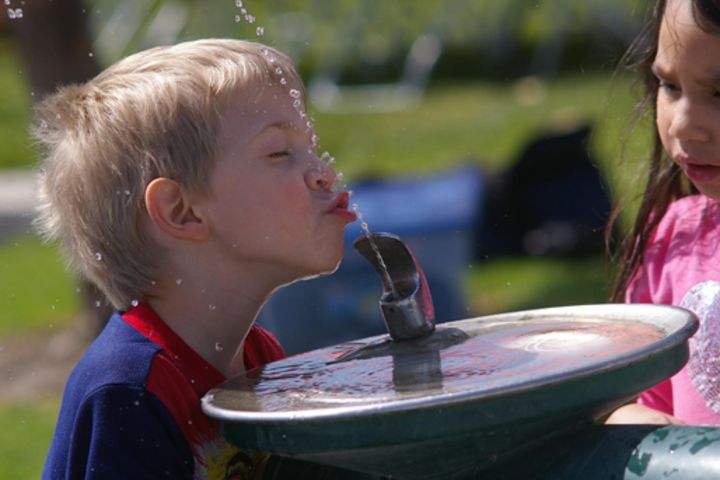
[6,0,112,337]
[8,0,99,98]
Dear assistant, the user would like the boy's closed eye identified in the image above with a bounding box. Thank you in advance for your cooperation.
[268,149,291,159]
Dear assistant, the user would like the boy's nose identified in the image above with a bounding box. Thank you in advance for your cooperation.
[305,159,337,192]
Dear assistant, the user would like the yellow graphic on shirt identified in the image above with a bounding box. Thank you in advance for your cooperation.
[194,435,268,480]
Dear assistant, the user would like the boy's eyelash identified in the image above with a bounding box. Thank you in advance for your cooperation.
[269,150,290,158]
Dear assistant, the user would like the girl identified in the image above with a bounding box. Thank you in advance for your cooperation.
[607,0,720,425]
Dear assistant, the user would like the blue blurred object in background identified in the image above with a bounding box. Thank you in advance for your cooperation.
[257,165,485,355]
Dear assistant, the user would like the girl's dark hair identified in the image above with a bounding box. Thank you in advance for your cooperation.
[609,0,720,302]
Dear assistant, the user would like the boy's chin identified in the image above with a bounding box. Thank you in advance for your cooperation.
[295,257,343,282]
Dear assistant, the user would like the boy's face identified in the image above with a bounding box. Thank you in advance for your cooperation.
[199,84,356,284]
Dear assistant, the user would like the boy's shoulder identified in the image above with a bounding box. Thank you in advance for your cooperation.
[67,312,162,396]
[44,313,196,479]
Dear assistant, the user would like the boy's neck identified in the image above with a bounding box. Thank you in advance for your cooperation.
[147,272,275,378]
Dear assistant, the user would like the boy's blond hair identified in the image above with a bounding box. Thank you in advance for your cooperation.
[32,39,303,309]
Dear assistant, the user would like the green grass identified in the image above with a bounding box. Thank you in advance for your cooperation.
[0,401,58,480]
[0,235,80,334]
[466,257,610,315]
[0,41,33,169]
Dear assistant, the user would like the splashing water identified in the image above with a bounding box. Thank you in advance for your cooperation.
[6,8,22,19]
[233,0,257,26]
[352,203,399,299]
[234,2,394,302]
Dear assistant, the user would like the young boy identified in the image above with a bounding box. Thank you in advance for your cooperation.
[34,39,357,479]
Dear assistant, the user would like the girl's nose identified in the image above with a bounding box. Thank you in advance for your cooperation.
[669,97,711,144]
[305,158,337,192]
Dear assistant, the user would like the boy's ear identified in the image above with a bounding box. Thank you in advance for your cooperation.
[144,178,209,242]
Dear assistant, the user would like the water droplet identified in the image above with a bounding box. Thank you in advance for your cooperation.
[292,99,302,109]
[7,8,23,19]
[39,119,48,130]
[274,67,283,75]
[234,14,241,23]
[124,189,131,196]
[175,278,182,285]
[95,300,101,308]
[88,52,94,58]
[75,287,81,293]
[187,420,193,425]
[133,400,140,406]
[3,0,10,6]
[256,26,264,36]
[131,299,139,307]
[280,78,287,85]
[240,7,247,14]
[289,89,301,99]
[245,14,255,23]
[208,304,216,311]
[235,0,243,7]
[215,342,224,352]
[95,252,103,261]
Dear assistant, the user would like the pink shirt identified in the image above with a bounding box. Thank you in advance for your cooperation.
[628,193,720,424]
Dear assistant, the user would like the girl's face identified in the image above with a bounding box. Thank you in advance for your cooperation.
[655,0,720,200]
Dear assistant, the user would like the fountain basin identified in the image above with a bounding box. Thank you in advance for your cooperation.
[203,304,697,479]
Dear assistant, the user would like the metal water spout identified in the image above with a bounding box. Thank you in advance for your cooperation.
[353,232,436,341]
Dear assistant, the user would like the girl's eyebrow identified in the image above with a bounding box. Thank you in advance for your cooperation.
[651,62,720,86]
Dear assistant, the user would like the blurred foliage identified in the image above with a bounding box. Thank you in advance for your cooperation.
[77,0,651,80]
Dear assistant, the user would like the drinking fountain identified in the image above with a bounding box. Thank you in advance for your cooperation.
[203,233,720,479]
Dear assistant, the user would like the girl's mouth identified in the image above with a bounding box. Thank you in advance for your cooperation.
[681,159,720,184]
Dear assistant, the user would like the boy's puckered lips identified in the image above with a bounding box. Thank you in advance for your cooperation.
[329,191,357,222]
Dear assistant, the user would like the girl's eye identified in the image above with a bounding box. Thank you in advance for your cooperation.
[658,80,679,92]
